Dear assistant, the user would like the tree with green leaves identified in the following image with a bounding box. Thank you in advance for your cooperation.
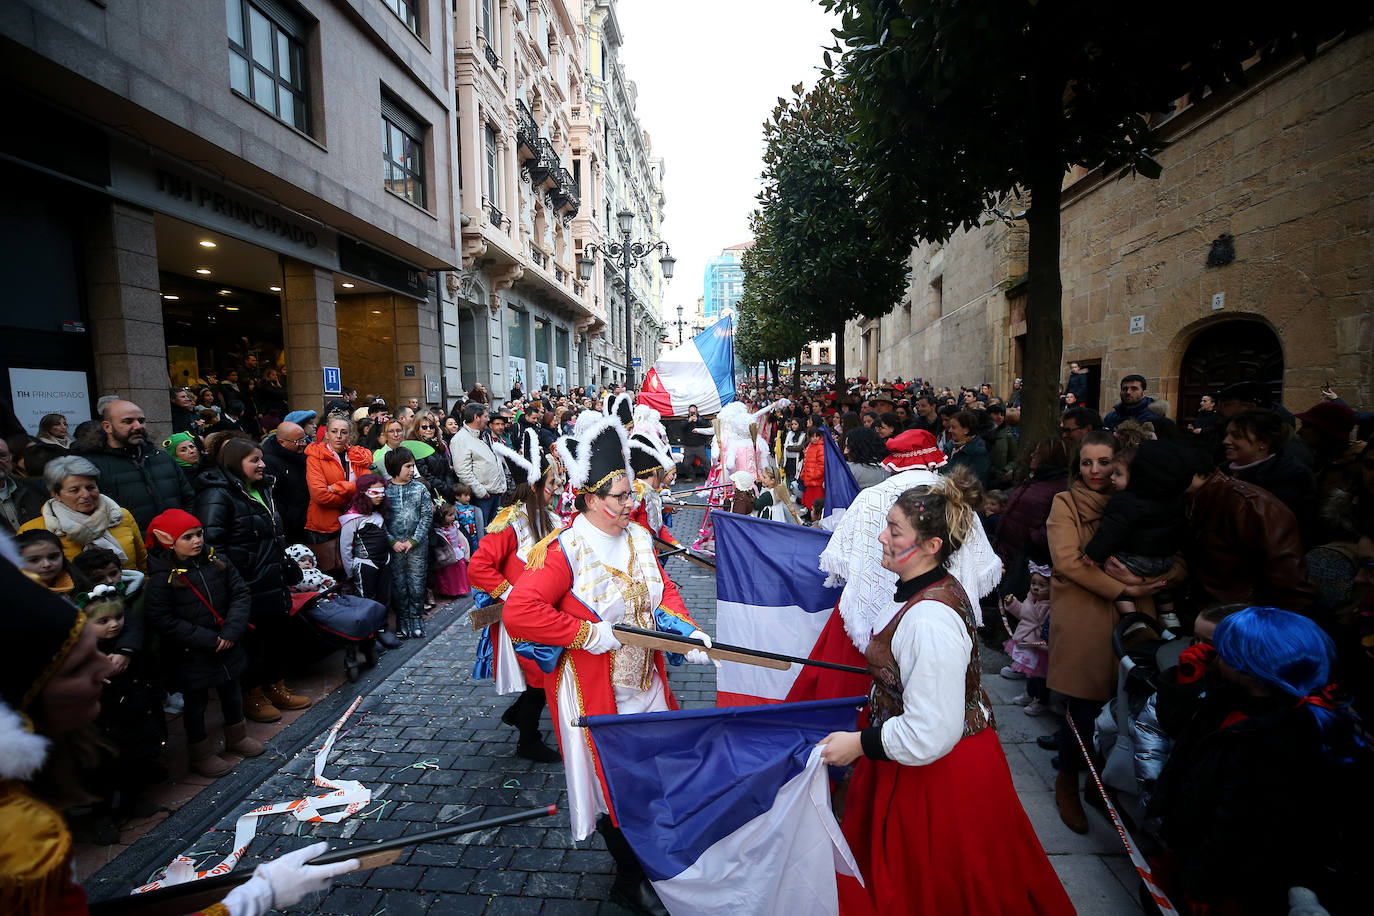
[740,77,909,400]
[820,0,1367,447]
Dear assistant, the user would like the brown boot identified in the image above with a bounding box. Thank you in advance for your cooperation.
[1054,769,1089,834]
[188,738,234,778]
[244,687,282,723]
[267,680,311,710]
[224,720,265,757]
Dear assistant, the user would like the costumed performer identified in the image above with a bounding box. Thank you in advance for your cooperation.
[468,428,563,763]
[502,414,715,916]
[690,398,789,552]
[628,431,678,545]
[0,558,354,916]
[819,476,1073,915]
[555,393,635,527]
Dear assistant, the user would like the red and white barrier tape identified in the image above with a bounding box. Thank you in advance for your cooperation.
[133,696,370,894]
[1065,715,1179,915]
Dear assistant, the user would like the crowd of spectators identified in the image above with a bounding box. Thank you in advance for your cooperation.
[734,369,1373,912]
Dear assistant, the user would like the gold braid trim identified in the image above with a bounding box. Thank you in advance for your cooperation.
[192,904,232,916]
[569,620,593,650]
[490,579,511,599]
[523,527,566,570]
[20,611,87,713]
[0,783,74,916]
[486,504,521,534]
[633,479,648,498]
[576,468,628,496]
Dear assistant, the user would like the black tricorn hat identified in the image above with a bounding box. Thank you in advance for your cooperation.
[493,428,552,488]
[629,432,674,479]
[2,560,87,713]
[603,392,635,429]
[556,413,632,494]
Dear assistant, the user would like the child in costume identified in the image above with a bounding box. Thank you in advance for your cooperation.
[431,501,472,598]
[1001,562,1052,716]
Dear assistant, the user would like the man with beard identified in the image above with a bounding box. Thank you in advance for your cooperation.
[73,399,193,531]
[1103,374,1155,430]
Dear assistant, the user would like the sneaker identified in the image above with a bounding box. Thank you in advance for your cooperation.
[1011,693,1032,706]
[1024,700,1049,716]
[1000,665,1027,680]
[1159,612,1181,631]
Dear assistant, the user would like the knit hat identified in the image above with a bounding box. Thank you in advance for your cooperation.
[162,432,197,466]
[283,409,318,425]
[1296,401,1357,442]
[882,428,947,472]
[145,508,203,550]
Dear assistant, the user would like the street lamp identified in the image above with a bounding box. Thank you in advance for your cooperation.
[578,207,674,389]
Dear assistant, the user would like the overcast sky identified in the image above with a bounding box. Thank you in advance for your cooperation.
[614,0,838,330]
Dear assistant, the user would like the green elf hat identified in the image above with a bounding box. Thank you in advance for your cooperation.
[162,432,197,466]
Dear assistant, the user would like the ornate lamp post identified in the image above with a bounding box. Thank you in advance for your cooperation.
[578,208,674,390]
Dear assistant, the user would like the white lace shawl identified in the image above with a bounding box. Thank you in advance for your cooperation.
[817,470,1002,651]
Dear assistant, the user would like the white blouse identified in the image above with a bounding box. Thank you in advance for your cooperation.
[878,598,973,766]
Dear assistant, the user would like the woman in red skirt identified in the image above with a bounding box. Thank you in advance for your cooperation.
[821,476,1073,915]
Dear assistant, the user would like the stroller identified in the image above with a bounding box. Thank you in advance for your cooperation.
[291,584,389,683]
[1094,613,1187,830]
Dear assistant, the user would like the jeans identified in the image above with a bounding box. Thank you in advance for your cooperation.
[390,544,427,619]
[183,680,245,742]
[1054,696,1104,773]
[473,494,500,540]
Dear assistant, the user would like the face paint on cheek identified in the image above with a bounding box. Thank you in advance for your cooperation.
[602,503,620,520]
[891,542,923,564]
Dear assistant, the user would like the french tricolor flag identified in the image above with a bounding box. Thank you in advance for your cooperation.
[637,317,736,416]
[582,697,865,916]
[713,512,871,707]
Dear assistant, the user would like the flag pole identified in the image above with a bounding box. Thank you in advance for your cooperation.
[612,625,868,675]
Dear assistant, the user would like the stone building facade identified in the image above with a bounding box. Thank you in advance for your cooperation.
[1,0,459,433]
[847,31,1374,420]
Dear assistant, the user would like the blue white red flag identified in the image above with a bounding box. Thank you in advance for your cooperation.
[821,429,858,517]
[582,697,864,916]
[713,511,839,706]
[636,317,735,417]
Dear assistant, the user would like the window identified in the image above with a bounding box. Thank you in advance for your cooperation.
[480,0,494,48]
[382,93,427,207]
[384,0,418,36]
[484,124,499,200]
[226,0,310,132]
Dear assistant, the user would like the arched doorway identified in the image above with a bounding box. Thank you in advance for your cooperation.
[1177,319,1284,424]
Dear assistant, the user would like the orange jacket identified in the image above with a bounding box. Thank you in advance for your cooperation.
[800,439,826,487]
[304,441,375,534]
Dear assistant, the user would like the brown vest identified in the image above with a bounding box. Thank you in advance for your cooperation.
[864,575,994,737]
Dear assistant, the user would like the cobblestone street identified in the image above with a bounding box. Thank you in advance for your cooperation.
[85,505,1141,914]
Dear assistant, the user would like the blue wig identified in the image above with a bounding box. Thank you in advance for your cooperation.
[1215,606,1363,763]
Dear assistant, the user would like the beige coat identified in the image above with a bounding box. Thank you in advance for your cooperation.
[1046,481,1161,702]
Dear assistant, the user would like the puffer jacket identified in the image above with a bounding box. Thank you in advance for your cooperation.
[304,440,374,534]
[194,467,298,616]
[144,548,250,690]
[73,440,194,533]
[260,434,309,541]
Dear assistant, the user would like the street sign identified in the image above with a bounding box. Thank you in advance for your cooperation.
[322,366,341,395]
[631,357,642,367]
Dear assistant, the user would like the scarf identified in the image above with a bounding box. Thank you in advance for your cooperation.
[1067,479,1112,524]
[41,495,129,566]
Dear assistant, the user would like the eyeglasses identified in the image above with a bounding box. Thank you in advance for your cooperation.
[287,436,310,445]
[602,490,633,505]
[418,424,435,430]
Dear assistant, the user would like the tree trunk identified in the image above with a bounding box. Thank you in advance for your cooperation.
[1021,57,1067,458]
[794,350,804,395]
[833,318,847,405]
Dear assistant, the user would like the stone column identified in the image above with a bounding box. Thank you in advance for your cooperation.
[281,259,338,413]
[84,201,172,432]
[393,293,442,406]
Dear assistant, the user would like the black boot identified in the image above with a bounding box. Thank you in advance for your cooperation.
[513,688,560,763]
[376,628,401,649]
[344,644,360,682]
[360,637,378,668]
[598,816,667,916]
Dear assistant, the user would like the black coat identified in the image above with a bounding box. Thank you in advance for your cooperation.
[144,549,250,689]
[1084,441,1191,563]
[73,440,195,533]
[194,467,298,617]
[412,442,455,501]
[1152,679,1370,913]
[260,435,310,542]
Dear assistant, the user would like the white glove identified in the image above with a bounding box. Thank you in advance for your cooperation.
[685,629,721,668]
[582,619,623,655]
[221,841,358,915]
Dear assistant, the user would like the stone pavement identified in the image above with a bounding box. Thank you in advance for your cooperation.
[85,504,1143,914]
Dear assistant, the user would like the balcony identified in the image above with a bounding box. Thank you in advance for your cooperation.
[515,100,539,163]
[484,43,500,71]
[531,248,547,269]
[549,167,580,218]
[527,138,559,191]
[487,203,504,229]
